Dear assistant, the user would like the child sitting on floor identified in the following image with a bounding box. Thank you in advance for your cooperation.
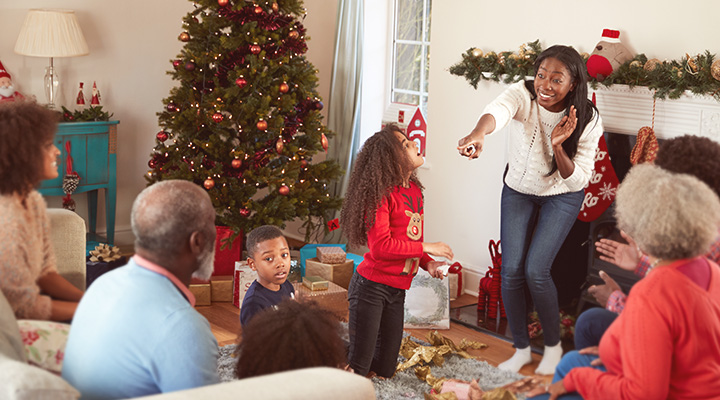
[239,225,295,326]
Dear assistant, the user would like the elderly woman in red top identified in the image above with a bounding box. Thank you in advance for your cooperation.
[0,101,84,320]
[526,163,720,400]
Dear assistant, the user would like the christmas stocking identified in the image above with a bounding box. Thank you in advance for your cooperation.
[578,134,619,222]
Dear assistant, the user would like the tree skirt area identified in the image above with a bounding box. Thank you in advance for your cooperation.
[216,334,527,400]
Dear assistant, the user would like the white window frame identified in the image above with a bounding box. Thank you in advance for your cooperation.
[390,0,431,115]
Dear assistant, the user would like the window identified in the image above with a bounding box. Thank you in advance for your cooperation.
[391,0,431,115]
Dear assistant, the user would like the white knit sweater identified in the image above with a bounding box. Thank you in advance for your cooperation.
[483,81,604,196]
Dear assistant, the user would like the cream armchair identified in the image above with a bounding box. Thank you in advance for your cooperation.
[47,208,87,291]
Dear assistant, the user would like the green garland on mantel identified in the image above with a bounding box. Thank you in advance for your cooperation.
[449,40,720,101]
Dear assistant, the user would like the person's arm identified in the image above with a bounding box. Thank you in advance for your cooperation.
[555,109,604,191]
[551,106,578,179]
[457,114,495,158]
[37,272,84,302]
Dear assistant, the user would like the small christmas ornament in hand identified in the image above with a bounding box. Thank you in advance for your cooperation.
[586,29,633,82]
[0,60,25,102]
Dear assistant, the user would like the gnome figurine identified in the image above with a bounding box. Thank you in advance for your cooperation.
[0,60,25,102]
[586,29,633,82]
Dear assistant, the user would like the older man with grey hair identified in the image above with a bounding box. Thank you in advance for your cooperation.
[62,180,220,399]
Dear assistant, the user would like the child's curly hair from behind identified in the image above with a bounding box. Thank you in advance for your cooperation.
[340,124,423,246]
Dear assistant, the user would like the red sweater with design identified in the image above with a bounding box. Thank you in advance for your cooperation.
[356,182,433,290]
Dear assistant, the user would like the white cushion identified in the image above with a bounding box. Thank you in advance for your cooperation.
[0,353,79,400]
[0,292,26,362]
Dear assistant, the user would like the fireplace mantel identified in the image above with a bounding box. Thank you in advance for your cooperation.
[593,84,720,141]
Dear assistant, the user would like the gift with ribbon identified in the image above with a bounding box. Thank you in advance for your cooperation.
[214,226,242,276]
[447,262,463,301]
[86,243,127,288]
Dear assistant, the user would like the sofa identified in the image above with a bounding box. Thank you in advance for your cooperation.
[0,209,376,400]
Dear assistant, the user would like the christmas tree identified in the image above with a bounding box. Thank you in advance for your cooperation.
[146,0,343,242]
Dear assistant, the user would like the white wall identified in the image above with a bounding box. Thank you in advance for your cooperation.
[0,0,338,246]
[423,0,720,291]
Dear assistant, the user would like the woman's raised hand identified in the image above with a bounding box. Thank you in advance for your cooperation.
[457,130,484,159]
[551,105,577,147]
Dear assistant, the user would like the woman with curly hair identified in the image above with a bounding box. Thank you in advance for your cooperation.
[527,164,720,400]
[0,100,84,320]
[457,45,603,375]
[340,124,453,378]
[235,299,347,378]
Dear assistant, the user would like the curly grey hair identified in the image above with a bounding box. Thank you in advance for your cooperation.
[131,180,216,259]
[615,164,720,261]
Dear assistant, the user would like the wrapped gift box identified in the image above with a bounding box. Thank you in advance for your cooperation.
[305,257,353,290]
[233,261,258,308]
[213,226,243,276]
[189,282,211,306]
[316,246,346,264]
[299,244,346,276]
[210,275,233,302]
[293,281,349,321]
[302,275,329,291]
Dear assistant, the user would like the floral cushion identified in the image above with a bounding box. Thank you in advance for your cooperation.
[17,320,70,374]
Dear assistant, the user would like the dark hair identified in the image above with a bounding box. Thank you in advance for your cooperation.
[246,225,285,258]
[340,123,423,246]
[234,299,347,379]
[524,45,598,175]
[0,100,59,196]
[655,135,720,197]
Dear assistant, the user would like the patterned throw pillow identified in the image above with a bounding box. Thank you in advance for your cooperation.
[404,269,450,329]
[17,320,71,374]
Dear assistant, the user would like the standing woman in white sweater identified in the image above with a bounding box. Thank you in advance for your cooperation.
[457,45,603,375]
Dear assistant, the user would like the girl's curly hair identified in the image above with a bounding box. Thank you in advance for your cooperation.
[0,100,59,196]
[340,124,422,246]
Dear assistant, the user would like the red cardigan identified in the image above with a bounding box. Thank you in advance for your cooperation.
[564,257,720,399]
[356,182,433,290]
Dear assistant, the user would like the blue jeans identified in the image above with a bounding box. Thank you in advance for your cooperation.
[528,350,607,400]
[574,307,618,350]
[500,184,584,349]
[347,272,406,377]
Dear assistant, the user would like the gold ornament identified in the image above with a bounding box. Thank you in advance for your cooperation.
[288,30,299,40]
[580,52,590,60]
[271,2,279,12]
[630,60,642,68]
[685,53,699,75]
[203,178,215,190]
[711,59,720,81]
[471,48,483,58]
[178,32,190,42]
[644,58,661,72]
[486,51,497,59]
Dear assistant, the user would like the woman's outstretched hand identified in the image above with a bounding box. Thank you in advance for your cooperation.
[457,130,484,159]
[594,230,641,271]
[423,241,454,260]
[551,105,577,147]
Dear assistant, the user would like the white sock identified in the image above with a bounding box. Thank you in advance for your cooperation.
[498,346,532,373]
[535,342,563,375]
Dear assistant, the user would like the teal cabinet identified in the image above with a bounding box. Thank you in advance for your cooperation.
[39,121,120,244]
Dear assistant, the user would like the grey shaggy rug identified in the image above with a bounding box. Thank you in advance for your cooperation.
[217,334,526,400]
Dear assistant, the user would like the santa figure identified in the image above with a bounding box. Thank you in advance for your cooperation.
[90,81,101,105]
[0,60,25,102]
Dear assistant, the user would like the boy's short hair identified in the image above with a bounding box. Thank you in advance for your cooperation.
[246,225,285,258]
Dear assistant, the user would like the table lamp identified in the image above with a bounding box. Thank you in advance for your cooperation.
[14,9,89,109]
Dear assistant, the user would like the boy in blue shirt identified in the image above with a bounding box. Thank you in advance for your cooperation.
[240,225,295,326]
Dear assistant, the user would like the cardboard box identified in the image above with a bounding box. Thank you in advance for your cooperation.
[189,283,211,306]
[299,244,346,276]
[302,275,329,291]
[210,275,233,302]
[305,257,353,290]
[316,246,346,264]
[293,281,349,321]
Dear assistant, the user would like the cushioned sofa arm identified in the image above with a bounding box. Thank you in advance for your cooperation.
[47,208,86,291]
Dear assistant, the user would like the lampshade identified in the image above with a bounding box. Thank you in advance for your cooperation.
[14,9,89,57]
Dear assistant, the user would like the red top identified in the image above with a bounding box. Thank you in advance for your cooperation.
[564,257,720,399]
[356,182,433,290]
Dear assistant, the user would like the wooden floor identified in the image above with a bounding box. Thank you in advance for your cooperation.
[195,293,544,377]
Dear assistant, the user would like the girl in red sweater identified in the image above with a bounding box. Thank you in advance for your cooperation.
[340,124,454,377]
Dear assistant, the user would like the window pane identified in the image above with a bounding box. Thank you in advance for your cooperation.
[424,46,430,93]
[421,95,428,115]
[393,92,419,105]
[396,0,423,41]
[394,43,421,92]
[424,0,432,42]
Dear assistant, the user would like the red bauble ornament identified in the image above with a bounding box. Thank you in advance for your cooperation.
[203,178,215,190]
[184,61,196,71]
[279,185,290,195]
[240,208,251,217]
[321,133,329,152]
[288,30,299,40]
[231,158,242,169]
[172,59,181,68]
[254,5,263,14]
[256,120,268,130]
[279,82,289,93]
[315,100,324,110]
[156,131,169,142]
[235,77,247,88]
[148,159,157,168]
[300,159,308,168]
[276,137,284,154]
[179,32,190,42]
[167,103,177,112]
[250,45,261,55]
[213,113,224,123]
[218,0,229,6]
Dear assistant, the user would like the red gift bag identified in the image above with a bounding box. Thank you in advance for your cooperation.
[477,240,506,319]
[214,226,243,276]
